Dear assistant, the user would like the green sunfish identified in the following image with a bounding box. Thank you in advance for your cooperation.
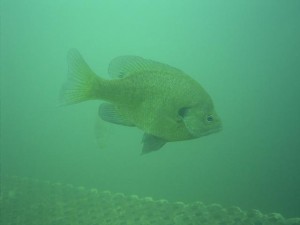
[60,49,222,154]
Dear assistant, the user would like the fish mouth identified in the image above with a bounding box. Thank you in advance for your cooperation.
[213,124,223,133]
[185,121,223,138]
[197,125,223,137]
[204,127,222,136]
[214,127,223,134]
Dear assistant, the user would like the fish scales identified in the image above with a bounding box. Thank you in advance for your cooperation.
[60,49,222,154]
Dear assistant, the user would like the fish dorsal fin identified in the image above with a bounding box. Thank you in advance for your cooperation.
[108,56,184,78]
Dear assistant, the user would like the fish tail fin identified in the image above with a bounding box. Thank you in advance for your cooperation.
[60,49,103,105]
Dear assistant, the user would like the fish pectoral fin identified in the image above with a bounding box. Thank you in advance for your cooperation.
[99,103,134,126]
[141,133,167,155]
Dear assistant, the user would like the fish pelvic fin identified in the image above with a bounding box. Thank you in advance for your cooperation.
[60,49,103,105]
[141,133,167,155]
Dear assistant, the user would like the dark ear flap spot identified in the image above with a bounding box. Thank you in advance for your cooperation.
[178,107,189,118]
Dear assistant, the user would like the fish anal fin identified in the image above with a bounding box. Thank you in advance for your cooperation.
[142,133,166,154]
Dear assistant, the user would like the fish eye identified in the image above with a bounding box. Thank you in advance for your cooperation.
[207,115,213,122]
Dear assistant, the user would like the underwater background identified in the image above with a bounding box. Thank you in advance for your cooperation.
[1,0,299,219]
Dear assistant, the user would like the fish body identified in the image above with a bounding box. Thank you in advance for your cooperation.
[61,49,222,154]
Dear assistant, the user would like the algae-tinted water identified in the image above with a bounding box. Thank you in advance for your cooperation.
[1,0,300,218]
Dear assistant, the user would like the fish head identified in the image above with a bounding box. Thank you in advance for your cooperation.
[178,102,222,138]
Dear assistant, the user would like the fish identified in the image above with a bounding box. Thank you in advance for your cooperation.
[60,49,222,154]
